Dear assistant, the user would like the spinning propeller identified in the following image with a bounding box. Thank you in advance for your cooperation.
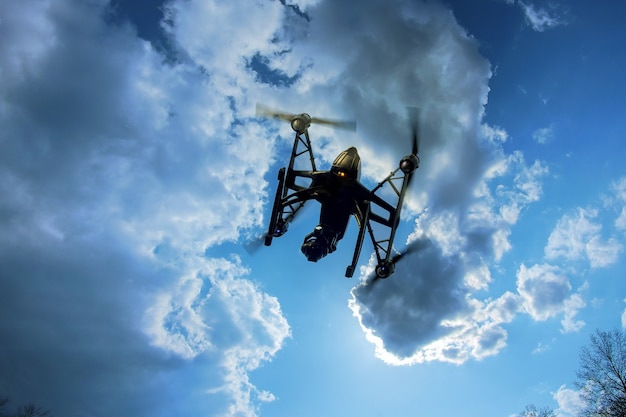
[363,238,429,290]
[244,214,299,255]
[402,106,421,186]
[256,103,357,132]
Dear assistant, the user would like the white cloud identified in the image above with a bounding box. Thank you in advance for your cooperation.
[532,341,550,354]
[0,0,58,82]
[560,293,586,333]
[517,263,572,321]
[373,154,545,355]
[349,224,530,365]
[610,177,626,231]
[483,291,521,324]
[553,385,585,417]
[341,48,549,364]
[518,1,569,32]
[515,263,586,332]
[585,235,623,268]
[144,256,290,416]
[163,0,288,82]
[532,125,555,144]
[200,259,290,417]
[482,124,509,144]
[0,0,291,415]
[513,156,550,203]
[514,179,626,334]
[482,151,549,232]
[545,208,622,268]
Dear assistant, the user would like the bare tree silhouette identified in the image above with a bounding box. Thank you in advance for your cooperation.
[0,396,52,417]
[516,404,556,417]
[576,329,626,417]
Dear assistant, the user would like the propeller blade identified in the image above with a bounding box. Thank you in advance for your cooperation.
[391,238,426,263]
[404,107,421,187]
[310,117,357,131]
[244,232,269,255]
[412,125,419,156]
[256,103,357,131]
[405,168,416,188]
[407,106,420,156]
[255,103,295,122]
[362,238,428,290]
[363,274,381,290]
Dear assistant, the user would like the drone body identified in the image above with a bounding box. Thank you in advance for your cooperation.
[260,107,420,279]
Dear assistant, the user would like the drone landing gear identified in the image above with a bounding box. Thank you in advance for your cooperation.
[265,168,287,246]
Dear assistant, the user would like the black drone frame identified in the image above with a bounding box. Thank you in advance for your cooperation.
[264,122,418,278]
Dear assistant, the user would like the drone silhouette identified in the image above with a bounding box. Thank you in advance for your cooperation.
[257,104,421,279]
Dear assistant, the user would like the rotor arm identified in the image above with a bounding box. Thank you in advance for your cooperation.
[359,164,414,278]
[288,130,316,173]
[265,167,287,246]
[265,126,321,246]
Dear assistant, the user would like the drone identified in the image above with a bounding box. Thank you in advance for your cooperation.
[257,104,420,279]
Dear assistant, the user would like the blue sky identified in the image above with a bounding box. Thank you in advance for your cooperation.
[0,0,625,416]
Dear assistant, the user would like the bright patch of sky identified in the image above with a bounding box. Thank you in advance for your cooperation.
[0,0,625,416]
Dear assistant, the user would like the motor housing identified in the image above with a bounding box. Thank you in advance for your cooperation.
[399,154,419,174]
[290,113,312,133]
[375,259,395,278]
